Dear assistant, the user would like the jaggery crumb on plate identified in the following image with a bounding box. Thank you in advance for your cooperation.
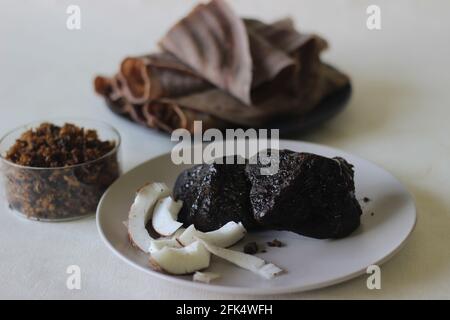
[243,242,258,254]
[267,239,284,247]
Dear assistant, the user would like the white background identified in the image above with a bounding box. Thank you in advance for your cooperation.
[0,0,449,299]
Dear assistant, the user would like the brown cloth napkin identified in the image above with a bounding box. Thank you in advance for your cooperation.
[94,0,349,133]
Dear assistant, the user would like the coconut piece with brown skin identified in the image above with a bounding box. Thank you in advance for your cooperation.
[127,182,171,252]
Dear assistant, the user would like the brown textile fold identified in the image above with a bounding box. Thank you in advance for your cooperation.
[94,75,232,133]
[159,0,253,104]
[165,64,348,126]
[94,0,350,134]
[119,52,212,104]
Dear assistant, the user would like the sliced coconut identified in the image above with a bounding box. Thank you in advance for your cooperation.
[149,238,181,253]
[152,196,183,237]
[198,238,264,269]
[197,238,283,279]
[148,228,186,253]
[193,271,221,284]
[149,241,211,275]
[257,263,284,280]
[172,228,186,239]
[128,182,170,252]
[178,221,246,248]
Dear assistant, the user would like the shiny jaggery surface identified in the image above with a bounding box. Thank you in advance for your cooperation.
[174,150,362,239]
[174,156,262,232]
[3,123,119,220]
[245,150,362,239]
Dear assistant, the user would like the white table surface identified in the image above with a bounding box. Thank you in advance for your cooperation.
[1,0,449,300]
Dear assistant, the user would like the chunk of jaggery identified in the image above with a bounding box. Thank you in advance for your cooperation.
[245,150,362,239]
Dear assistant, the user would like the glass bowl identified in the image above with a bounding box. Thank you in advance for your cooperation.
[0,118,121,222]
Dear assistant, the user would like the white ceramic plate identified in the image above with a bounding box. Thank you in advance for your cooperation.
[96,140,416,295]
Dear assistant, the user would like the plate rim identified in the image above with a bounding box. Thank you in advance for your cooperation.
[96,139,417,295]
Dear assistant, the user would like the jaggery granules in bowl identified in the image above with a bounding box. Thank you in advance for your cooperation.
[0,119,121,221]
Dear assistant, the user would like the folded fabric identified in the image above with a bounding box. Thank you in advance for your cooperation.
[94,0,349,133]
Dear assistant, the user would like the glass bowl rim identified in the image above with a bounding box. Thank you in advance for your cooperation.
[0,117,121,171]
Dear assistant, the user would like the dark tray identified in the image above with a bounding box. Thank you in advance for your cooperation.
[266,82,352,137]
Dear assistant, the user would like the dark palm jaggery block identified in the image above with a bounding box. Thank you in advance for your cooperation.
[245,149,362,239]
[174,150,362,239]
[173,156,260,232]
[173,164,208,225]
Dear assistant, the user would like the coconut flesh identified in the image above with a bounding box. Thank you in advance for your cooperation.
[128,182,171,252]
[177,221,246,248]
[193,271,221,283]
[150,241,211,275]
[197,238,283,279]
[149,228,184,253]
[128,182,284,279]
[152,196,184,236]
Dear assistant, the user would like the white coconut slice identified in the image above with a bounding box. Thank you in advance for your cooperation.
[149,238,182,253]
[178,221,246,248]
[197,239,284,279]
[172,228,186,239]
[148,228,186,253]
[149,241,211,275]
[193,271,221,283]
[256,263,284,280]
[128,182,170,252]
[152,196,183,236]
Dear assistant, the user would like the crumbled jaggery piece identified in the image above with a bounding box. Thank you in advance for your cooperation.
[5,123,115,167]
[243,242,258,254]
[3,122,120,220]
[267,239,284,247]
